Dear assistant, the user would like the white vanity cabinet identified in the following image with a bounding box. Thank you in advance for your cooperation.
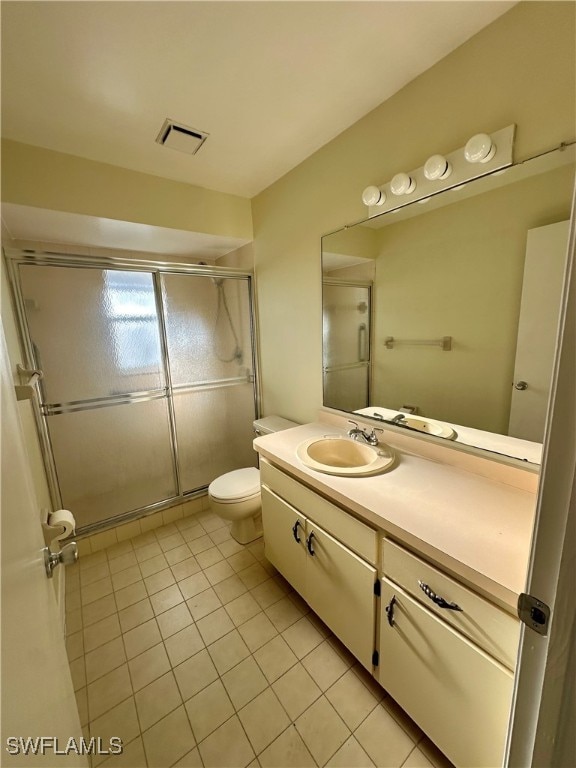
[255,422,531,768]
[260,460,378,670]
[378,539,518,768]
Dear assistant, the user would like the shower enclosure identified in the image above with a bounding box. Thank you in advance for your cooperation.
[6,252,259,535]
[322,280,372,412]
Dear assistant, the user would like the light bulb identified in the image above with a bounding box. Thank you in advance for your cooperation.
[362,185,385,206]
[424,154,452,180]
[390,173,416,196]
[464,133,496,164]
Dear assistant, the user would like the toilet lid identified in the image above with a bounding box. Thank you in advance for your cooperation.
[209,467,260,501]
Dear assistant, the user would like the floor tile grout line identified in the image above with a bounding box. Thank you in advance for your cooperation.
[71,517,434,768]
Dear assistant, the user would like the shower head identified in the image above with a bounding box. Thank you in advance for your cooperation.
[198,262,224,286]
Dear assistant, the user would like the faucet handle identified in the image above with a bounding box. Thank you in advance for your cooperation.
[347,420,359,430]
[367,427,384,445]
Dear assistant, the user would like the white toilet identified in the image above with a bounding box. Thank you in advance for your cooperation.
[208,416,298,544]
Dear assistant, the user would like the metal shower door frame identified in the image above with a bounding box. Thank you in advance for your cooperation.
[322,277,373,410]
[4,248,261,535]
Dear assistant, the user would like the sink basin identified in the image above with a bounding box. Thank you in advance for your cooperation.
[398,416,456,440]
[296,435,395,477]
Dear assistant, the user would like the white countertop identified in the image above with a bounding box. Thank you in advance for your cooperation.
[254,421,538,612]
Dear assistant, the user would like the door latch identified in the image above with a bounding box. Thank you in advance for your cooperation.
[43,542,78,578]
[518,593,550,636]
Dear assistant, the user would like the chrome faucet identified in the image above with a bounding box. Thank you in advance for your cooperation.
[347,420,382,446]
[391,413,406,425]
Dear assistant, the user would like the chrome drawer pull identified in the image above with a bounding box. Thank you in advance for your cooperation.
[418,580,463,612]
[292,520,302,543]
[385,595,397,627]
[306,531,316,556]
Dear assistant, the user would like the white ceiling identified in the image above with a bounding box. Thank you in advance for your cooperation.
[1,1,516,200]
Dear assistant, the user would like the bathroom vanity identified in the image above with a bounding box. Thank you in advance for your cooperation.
[254,413,538,768]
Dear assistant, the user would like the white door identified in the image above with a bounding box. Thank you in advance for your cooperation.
[0,322,86,766]
[508,220,569,441]
[505,208,575,766]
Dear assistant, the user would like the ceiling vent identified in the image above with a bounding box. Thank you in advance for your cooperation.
[155,119,209,156]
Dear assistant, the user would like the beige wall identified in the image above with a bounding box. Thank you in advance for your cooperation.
[252,2,576,424]
[1,139,253,241]
[217,242,254,270]
[372,163,573,433]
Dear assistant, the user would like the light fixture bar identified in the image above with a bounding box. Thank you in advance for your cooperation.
[363,124,515,217]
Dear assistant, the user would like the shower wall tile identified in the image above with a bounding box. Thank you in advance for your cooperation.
[140,514,164,533]
[163,505,184,524]
[116,520,143,542]
[76,539,93,558]
[90,529,118,553]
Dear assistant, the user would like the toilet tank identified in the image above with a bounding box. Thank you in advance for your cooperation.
[253,416,298,435]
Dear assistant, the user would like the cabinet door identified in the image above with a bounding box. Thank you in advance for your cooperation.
[378,577,513,768]
[261,486,307,595]
[306,522,377,670]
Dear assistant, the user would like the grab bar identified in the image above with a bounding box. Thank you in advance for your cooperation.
[385,336,452,351]
[358,323,368,362]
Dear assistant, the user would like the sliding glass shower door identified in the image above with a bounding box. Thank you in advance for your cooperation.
[13,257,257,533]
[323,282,372,412]
[161,273,257,492]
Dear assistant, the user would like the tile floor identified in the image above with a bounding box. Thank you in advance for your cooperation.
[65,506,454,768]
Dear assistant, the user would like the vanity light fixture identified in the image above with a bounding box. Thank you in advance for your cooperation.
[361,124,515,215]
[361,185,386,206]
[423,154,452,180]
[464,133,496,164]
[390,172,416,196]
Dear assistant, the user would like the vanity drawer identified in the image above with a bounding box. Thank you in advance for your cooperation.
[382,538,520,670]
[260,459,378,565]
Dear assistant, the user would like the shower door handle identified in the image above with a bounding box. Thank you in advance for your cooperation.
[358,323,367,362]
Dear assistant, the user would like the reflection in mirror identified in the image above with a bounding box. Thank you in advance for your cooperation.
[322,145,575,464]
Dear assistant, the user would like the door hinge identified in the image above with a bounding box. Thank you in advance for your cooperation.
[372,650,379,667]
[374,580,381,597]
[518,593,551,636]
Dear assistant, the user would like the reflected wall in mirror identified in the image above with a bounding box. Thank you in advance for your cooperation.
[322,145,575,463]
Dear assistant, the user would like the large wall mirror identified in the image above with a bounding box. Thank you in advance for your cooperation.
[322,144,575,464]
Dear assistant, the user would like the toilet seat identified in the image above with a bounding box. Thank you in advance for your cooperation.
[208,467,260,502]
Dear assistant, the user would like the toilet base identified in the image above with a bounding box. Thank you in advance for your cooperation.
[230,513,262,545]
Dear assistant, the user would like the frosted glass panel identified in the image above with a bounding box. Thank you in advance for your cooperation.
[174,384,257,492]
[47,398,177,527]
[323,366,369,412]
[162,274,253,385]
[323,284,371,368]
[19,265,164,403]
[323,283,371,410]
[12,260,258,532]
